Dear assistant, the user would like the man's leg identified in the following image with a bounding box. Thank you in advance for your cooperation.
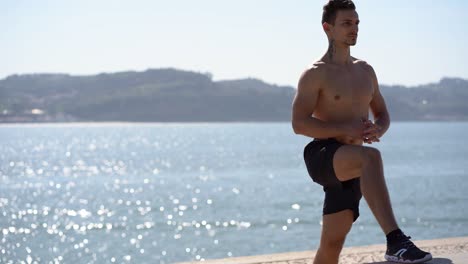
[330,145,432,263]
[314,209,354,264]
[332,145,398,234]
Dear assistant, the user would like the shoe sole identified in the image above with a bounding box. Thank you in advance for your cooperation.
[384,253,432,263]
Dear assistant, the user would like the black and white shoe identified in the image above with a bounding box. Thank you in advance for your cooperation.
[385,235,432,263]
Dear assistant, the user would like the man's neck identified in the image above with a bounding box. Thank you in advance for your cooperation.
[325,39,352,65]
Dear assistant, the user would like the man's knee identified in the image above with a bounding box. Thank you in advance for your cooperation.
[361,146,381,163]
[320,236,346,254]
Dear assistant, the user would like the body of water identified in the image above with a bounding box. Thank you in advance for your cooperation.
[1,122,467,263]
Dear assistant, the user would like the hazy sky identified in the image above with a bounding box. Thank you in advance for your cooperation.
[2,0,467,87]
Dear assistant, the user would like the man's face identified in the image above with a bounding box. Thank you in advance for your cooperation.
[327,9,360,46]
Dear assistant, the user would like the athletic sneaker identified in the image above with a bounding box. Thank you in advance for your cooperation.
[385,235,432,263]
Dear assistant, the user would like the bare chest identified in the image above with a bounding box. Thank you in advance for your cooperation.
[321,69,374,106]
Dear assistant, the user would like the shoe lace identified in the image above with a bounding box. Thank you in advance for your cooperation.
[400,235,416,249]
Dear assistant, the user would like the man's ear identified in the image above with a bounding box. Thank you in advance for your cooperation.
[322,22,332,33]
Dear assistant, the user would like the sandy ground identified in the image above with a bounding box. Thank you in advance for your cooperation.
[176,236,468,264]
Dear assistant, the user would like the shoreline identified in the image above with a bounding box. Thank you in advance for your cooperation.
[176,236,468,264]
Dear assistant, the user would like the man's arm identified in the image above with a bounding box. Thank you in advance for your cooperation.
[291,67,345,138]
[367,64,390,138]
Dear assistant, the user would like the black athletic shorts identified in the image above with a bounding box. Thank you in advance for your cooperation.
[303,138,362,222]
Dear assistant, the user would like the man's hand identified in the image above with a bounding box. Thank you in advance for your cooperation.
[340,119,382,144]
[362,119,381,144]
[342,119,368,139]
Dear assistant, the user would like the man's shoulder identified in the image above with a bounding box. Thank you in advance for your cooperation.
[301,61,328,78]
[307,60,328,71]
[298,61,328,88]
[352,57,375,72]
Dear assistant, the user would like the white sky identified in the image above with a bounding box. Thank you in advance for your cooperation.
[1,0,467,87]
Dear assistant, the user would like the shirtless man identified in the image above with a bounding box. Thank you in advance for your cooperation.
[292,1,432,263]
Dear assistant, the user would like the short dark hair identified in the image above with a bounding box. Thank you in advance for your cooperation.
[322,0,356,25]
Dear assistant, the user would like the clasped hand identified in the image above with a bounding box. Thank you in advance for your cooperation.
[362,119,381,144]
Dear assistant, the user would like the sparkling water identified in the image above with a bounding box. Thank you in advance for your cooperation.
[1,122,467,263]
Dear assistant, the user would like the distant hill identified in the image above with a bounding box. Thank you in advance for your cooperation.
[0,68,467,122]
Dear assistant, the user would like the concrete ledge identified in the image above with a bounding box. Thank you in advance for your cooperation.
[176,236,468,264]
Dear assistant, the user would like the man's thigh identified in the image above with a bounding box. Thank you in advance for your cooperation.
[333,144,369,182]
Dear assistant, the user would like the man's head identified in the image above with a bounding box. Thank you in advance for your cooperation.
[322,0,359,46]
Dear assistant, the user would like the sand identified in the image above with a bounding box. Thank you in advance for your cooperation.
[175,236,468,264]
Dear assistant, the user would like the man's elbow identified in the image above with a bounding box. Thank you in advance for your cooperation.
[374,112,391,129]
[375,111,390,122]
[292,120,303,135]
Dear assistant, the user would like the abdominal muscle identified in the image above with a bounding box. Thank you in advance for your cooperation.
[317,115,367,146]
[314,106,368,146]
[335,135,363,146]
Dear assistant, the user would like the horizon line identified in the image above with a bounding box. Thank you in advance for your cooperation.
[1,67,466,89]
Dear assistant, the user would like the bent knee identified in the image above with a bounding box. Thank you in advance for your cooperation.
[361,146,381,162]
